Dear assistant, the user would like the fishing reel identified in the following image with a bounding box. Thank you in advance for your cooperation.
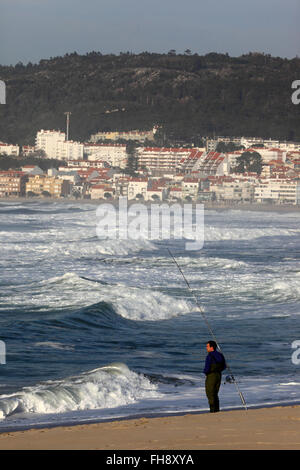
[224,375,235,384]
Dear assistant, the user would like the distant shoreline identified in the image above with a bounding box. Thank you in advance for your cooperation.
[1,196,300,213]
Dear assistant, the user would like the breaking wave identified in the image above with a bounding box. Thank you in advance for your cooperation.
[1,272,195,321]
[0,363,160,420]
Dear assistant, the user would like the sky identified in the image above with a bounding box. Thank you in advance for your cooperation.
[0,0,299,65]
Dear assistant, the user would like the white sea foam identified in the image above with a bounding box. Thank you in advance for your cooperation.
[165,255,247,270]
[0,363,160,420]
[279,382,300,386]
[34,342,75,351]
[1,272,195,321]
[204,225,300,241]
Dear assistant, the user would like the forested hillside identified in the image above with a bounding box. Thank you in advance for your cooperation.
[0,51,299,145]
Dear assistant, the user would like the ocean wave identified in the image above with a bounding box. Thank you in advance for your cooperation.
[0,234,157,257]
[187,271,300,307]
[0,205,93,215]
[204,225,300,242]
[1,272,195,322]
[0,363,160,420]
[88,254,248,272]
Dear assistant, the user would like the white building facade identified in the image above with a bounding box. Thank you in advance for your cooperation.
[35,130,83,160]
[254,179,300,204]
[84,144,127,168]
[0,142,20,156]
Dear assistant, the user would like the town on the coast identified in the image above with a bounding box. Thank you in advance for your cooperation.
[0,125,300,205]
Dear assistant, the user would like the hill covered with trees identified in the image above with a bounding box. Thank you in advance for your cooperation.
[0,51,299,146]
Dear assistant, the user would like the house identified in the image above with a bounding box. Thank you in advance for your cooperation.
[89,184,114,200]
[169,187,183,201]
[127,177,148,200]
[0,142,19,156]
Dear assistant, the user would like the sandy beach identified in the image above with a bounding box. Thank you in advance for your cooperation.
[0,405,299,450]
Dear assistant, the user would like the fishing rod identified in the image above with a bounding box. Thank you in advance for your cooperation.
[167,248,248,411]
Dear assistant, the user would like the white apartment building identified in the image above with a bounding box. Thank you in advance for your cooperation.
[254,179,300,205]
[241,138,299,152]
[56,140,84,160]
[208,136,299,152]
[210,181,255,202]
[35,130,83,160]
[254,148,286,163]
[0,142,20,156]
[35,130,65,158]
[89,127,158,143]
[84,144,127,168]
[137,148,193,174]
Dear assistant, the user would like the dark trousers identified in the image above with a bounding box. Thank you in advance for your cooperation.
[205,372,221,412]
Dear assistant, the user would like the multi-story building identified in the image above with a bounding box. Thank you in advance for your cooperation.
[113,176,130,198]
[26,175,70,197]
[84,144,127,168]
[56,140,84,160]
[137,148,194,175]
[182,178,200,200]
[254,178,300,204]
[89,126,158,143]
[127,177,149,200]
[22,145,35,156]
[210,180,255,202]
[0,171,28,197]
[0,142,20,156]
[207,136,300,152]
[193,152,229,177]
[35,130,65,158]
[35,130,83,160]
[177,150,205,174]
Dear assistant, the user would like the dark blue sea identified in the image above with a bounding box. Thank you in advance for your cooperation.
[0,200,300,431]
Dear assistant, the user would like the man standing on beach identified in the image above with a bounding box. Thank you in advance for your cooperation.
[203,341,226,413]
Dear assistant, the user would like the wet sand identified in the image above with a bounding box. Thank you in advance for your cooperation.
[0,405,299,450]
